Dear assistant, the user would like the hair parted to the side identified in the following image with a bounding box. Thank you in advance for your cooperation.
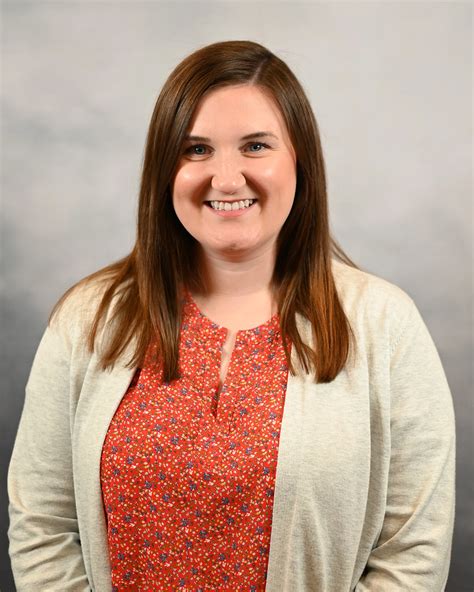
[49,39,360,383]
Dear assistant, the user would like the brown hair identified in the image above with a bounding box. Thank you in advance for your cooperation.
[50,40,360,383]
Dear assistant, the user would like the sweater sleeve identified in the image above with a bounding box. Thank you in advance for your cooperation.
[355,298,456,591]
[8,297,91,591]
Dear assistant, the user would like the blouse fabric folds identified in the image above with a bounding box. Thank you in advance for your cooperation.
[8,260,456,591]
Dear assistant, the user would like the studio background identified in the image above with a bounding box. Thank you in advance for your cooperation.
[1,1,472,590]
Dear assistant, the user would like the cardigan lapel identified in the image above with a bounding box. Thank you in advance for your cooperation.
[72,339,138,592]
[265,312,312,591]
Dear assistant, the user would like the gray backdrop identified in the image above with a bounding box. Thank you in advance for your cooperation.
[1,1,472,590]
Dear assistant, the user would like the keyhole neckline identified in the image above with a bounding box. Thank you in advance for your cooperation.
[182,288,280,341]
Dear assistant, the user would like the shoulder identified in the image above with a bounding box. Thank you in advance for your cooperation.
[48,275,124,349]
[332,258,413,310]
[330,259,417,345]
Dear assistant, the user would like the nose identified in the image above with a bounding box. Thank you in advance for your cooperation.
[210,156,246,194]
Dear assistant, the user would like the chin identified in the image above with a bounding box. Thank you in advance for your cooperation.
[220,243,251,254]
[205,240,254,256]
[203,232,266,256]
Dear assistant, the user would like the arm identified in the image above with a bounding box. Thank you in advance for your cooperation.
[8,301,91,591]
[356,299,456,591]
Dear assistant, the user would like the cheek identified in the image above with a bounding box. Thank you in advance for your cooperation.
[266,160,297,203]
[172,167,198,200]
[260,156,296,184]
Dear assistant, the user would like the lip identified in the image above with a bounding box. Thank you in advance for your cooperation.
[204,199,257,218]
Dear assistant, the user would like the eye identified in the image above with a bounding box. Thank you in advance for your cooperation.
[184,144,210,156]
[246,142,270,153]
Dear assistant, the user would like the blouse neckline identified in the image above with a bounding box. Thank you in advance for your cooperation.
[182,288,281,342]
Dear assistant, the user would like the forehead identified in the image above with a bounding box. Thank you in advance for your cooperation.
[188,85,289,137]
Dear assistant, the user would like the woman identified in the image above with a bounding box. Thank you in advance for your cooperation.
[8,40,455,591]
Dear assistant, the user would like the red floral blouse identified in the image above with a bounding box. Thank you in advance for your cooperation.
[100,290,290,591]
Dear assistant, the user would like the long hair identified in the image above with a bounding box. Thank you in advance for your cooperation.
[49,40,360,383]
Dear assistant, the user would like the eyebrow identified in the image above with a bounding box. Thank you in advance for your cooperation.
[184,131,279,142]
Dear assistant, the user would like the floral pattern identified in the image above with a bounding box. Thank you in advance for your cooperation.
[100,290,290,590]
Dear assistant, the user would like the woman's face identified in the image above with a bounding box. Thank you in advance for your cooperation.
[171,84,297,259]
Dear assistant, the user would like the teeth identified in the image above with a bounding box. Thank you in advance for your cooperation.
[209,199,255,211]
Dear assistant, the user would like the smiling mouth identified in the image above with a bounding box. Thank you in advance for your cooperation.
[205,199,257,211]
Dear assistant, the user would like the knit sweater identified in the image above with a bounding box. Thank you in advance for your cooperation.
[8,260,456,591]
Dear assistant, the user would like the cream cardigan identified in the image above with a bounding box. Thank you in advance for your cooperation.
[8,260,456,591]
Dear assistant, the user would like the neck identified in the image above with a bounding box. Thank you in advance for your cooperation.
[187,245,279,330]
[194,244,276,298]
